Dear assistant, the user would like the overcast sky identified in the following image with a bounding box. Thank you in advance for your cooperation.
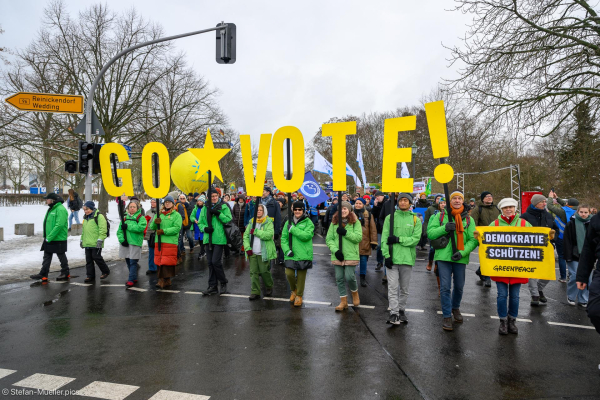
[1,1,472,144]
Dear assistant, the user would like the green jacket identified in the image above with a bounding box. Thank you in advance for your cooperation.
[488,215,532,228]
[197,201,232,245]
[281,216,315,261]
[427,210,478,264]
[547,197,571,224]
[381,210,422,266]
[116,210,147,247]
[424,204,441,234]
[44,202,68,242]
[243,217,277,260]
[470,203,500,227]
[82,210,108,248]
[149,208,183,245]
[326,218,362,262]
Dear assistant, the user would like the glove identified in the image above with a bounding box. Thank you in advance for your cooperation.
[549,229,556,240]
[204,227,214,234]
[445,222,456,232]
[156,229,165,236]
[387,236,400,245]
[122,222,128,231]
[286,250,294,257]
[246,250,253,257]
[96,240,103,249]
[385,258,393,268]
[335,250,344,261]
[154,218,162,224]
[211,208,221,217]
[371,243,378,250]
[274,234,280,240]
[451,251,462,261]
[336,227,347,236]
[473,231,480,240]
[80,241,83,249]
[250,228,255,234]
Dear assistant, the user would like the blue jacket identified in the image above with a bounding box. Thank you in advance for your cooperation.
[244,200,255,227]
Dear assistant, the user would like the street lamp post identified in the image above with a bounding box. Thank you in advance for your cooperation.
[411,142,418,181]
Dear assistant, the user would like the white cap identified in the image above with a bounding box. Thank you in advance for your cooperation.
[497,198,518,210]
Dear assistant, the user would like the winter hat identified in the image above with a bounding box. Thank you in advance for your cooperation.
[374,191,384,198]
[164,195,175,204]
[84,201,96,210]
[469,198,476,202]
[341,201,352,211]
[398,193,413,203]
[193,192,199,198]
[450,191,464,201]
[480,191,492,201]
[530,194,546,207]
[263,186,272,195]
[567,198,579,207]
[497,198,518,210]
[197,195,206,203]
[355,197,367,205]
[43,193,60,201]
[363,195,371,200]
[293,201,305,210]
[276,198,285,206]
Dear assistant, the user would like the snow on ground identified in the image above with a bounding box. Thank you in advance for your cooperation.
[0,200,152,283]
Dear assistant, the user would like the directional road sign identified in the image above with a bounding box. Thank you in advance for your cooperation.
[4,92,84,114]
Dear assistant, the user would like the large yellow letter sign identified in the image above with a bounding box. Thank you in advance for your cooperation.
[240,134,272,196]
[141,142,170,198]
[382,116,416,192]
[99,143,134,197]
[271,126,305,193]
[321,121,356,191]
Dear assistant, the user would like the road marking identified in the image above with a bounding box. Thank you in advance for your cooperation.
[149,390,210,400]
[437,311,476,317]
[548,321,596,330]
[155,289,179,293]
[302,300,332,305]
[314,244,328,247]
[490,316,532,323]
[349,304,375,309]
[49,281,68,284]
[220,293,249,299]
[13,373,75,391]
[77,381,139,400]
[70,282,92,287]
[127,287,147,292]
[184,291,204,295]
[405,309,425,313]
[262,296,288,302]
[0,368,16,380]
[101,284,124,287]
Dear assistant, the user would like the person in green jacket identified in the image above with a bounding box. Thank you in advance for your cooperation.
[381,193,422,324]
[197,188,233,295]
[31,193,70,282]
[427,191,478,331]
[116,201,147,287]
[281,201,315,307]
[326,201,362,311]
[243,204,276,300]
[81,201,110,282]
[149,195,183,289]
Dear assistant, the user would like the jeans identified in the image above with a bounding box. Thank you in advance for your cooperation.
[335,265,358,297]
[68,211,80,228]
[359,255,369,276]
[178,228,194,252]
[438,261,466,318]
[148,246,157,272]
[125,258,139,282]
[555,238,567,280]
[428,246,435,262]
[567,261,591,304]
[40,251,69,277]
[85,248,109,278]
[387,264,412,313]
[496,282,521,319]
[207,244,227,287]
[377,234,383,264]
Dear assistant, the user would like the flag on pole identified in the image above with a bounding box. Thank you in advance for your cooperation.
[299,172,329,207]
[229,183,236,192]
[345,163,362,188]
[219,129,225,136]
[401,162,410,179]
[313,150,361,187]
[425,178,432,195]
[356,139,367,188]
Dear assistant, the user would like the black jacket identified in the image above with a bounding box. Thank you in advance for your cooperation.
[377,199,396,233]
[564,217,589,262]
[577,214,600,283]
[521,205,558,232]
[261,196,282,235]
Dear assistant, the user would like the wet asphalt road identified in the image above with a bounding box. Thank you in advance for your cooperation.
[0,234,599,400]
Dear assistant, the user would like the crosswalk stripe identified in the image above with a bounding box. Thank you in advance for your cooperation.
[155,289,179,293]
[77,381,139,400]
[127,287,147,292]
[548,321,595,330]
[437,311,476,317]
[149,390,210,400]
[490,316,532,323]
[0,369,16,380]
[13,373,75,391]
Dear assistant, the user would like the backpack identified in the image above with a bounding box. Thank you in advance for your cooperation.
[554,206,576,239]
[76,197,83,210]
[430,210,471,250]
[94,211,112,238]
[176,202,190,228]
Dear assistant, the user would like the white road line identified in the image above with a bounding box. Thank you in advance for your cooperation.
[49,281,68,284]
[77,381,139,400]
[0,368,16,380]
[149,390,210,400]
[405,309,425,313]
[184,291,204,295]
[220,294,249,299]
[101,284,124,287]
[70,282,92,287]
[349,304,375,309]
[490,316,532,323]
[13,373,76,391]
[548,321,596,330]
[155,289,179,293]
[437,311,476,317]
[262,297,289,302]
[127,287,148,292]
[313,244,328,247]
[302,300,332,305]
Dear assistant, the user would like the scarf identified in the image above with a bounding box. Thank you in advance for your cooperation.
[500,215,515,225]
[293,215,300,224]
[256,216,267,224]
[83,210,96,220]
[451,205,465,251]
[575,214,591,254]
[341,217,348,227]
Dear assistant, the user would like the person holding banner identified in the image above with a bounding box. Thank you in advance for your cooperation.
[149,196,182,289]
[480,198,532,335]
[281,201,315,307]
[427,191,478,331]
[326,201,362,311]
[243,204,276,300]
[381,193,422,324]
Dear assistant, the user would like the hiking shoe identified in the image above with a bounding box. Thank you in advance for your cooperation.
[375,263,383,271]
[476,280,484,286]
[203,286,218,295]
[442,317,453,331]
[567,298,576,306]
[531,296,540,306]
[452,308,463,323]
[398,310,408,323]
[360,275,367,287]
[382,276,388,285]
[56,274,70,281]
[30,274,46,280]
[249,294,260,300]
[498,319,508,335]
[539,291,547,303]
[146,270,156,275]
[507,317,518,334]
[220,282,228,294]
[484,280,491,288]
[125,281,134,287]
[387,313,401,325]
[265,287,273,296]
[558,278,567,283]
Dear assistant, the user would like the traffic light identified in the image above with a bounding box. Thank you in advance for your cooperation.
[216,22,236,64]
[64,160,77,173]
[78,140,93,174]
[91,144,102,174]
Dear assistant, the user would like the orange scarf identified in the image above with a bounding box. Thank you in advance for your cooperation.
[450,206,465,251]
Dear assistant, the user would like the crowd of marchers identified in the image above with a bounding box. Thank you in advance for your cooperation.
[30,187,600,336]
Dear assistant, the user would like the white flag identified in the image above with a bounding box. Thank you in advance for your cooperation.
[313,151,333,177]
[346,163,362,188]
[356,139,367,188]
[401,162,410,179]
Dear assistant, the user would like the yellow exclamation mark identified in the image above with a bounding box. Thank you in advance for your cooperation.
[424,101,454,184]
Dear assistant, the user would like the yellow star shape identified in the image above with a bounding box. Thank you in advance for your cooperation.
[188,129,230,183]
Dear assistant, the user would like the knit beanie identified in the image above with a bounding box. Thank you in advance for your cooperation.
[397,193,413,203]
[164,195,175,203]
[480,191,492,201]
[450,191,464,201]
[355,197,367,205]
[198,195,206,203]
[84,201,96,210]
[567,198,579,207]
[293,201,305,210]
[341,201,352,211]
[530,194,546,207]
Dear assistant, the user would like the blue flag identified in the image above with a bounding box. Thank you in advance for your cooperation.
[299,171,329,207]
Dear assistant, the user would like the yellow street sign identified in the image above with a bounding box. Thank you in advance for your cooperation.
[4,92,84,114]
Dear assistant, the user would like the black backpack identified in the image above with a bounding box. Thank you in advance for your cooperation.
[94,212,111,238]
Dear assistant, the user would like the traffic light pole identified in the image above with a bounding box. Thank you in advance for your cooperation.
[84,24,230,201]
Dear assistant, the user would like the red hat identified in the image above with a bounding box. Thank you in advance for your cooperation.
[363,195,371,200]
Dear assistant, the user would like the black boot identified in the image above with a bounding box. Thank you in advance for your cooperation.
[203,286,218,295]
[539,291,547,303]
[499,319,508,335]
[220,282,228,294]
[30,274,45,280]
[507,317,518,334]
[56,274,70,281]
[360,275,367,287]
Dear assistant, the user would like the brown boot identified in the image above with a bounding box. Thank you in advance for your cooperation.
[452,308,463,323]
[442,317,453,331]
[294,295,303,307]
[289,290,297,303]
[426,260,433,271]
[155,278,164,289]
[164,278,172,287]
[351,290,360,307]
[335,296,348,311]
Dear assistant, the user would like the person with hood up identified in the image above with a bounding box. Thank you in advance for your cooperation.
[190,195,207,259]
[354,197,378,287]
[243,204,276,300]
[326,201,363,311]
[30,193,70,282]
[427,191,478,331]
[281,201,315,307]
[564,204,593,306]
[116,201,147,287]
[149,195,183,289]
[81,200,110,282]
[381,193,422,324]
[470,191,500,287]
